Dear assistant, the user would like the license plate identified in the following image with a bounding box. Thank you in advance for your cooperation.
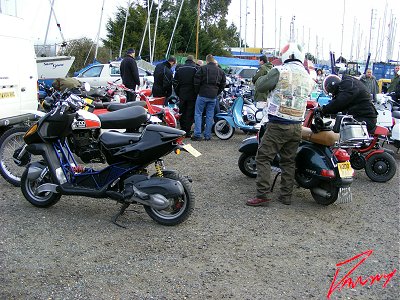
[182,144,202,157]
[0,91,15,99]
[335,187,352,204]
[337,161,353,178]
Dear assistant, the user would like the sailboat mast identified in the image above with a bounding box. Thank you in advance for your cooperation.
[196,0,200,59]
[166,0,184,59]
[119,0,131,58]
[94,0,105,60]
[340,0,345,56]
[40,0,56,56]
[151,0,161,62]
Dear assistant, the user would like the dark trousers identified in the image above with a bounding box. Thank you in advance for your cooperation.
[255,122,302,201]
[179,98,196,134]
[125,87,136,102]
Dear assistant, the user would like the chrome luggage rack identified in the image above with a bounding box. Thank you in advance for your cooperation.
[334,115,372,148]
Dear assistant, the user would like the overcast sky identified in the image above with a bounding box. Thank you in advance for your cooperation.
[2,0,399,62]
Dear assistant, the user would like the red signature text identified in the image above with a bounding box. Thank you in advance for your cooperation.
[327,249,397,299]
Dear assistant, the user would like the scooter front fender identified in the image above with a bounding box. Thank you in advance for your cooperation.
[214,113,236,128]
[238,136,258,154]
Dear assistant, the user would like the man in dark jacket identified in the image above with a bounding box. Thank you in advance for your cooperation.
[191,54,226,141]
[173,55,199,137]
[321,74,378,133]
[252,55,272,102]
[119,48,140,102]
[152,56,176,98]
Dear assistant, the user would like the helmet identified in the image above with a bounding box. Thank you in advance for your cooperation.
[323,75,341,94]
[280,43,305,63]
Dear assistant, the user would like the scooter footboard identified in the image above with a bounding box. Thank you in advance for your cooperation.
[124,175,184,198]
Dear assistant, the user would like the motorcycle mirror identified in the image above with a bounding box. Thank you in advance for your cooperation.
[83,82,91,92]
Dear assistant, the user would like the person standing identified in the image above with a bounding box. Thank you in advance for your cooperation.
[252,55,272,102]
[119,48,140,102]
[191,54,226,141]
[387,65,400,96]
[359,69,379,100]
[152,56,177,98]
[246,43,314,206]
[173,55,199,137]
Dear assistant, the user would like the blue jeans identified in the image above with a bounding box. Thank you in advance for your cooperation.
[194,95,216,139]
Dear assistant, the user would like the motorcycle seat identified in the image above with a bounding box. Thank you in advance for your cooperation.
[100,131,141,148]
[99,106,148,130]
[107,101,146,111]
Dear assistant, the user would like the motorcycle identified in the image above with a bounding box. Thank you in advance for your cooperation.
[238,109,363,205]
[20,87,199,227]
[0,86,160,187]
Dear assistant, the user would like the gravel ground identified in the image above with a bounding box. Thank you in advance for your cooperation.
[0,131,399,299]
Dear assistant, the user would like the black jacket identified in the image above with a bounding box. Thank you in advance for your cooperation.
[322,75,378,119]
[119,56,140,89]
[152,61,174,97]
[173,59,198,102]
[193,62,226,98]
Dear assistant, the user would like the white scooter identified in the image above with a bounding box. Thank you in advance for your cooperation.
[374,93,400,150]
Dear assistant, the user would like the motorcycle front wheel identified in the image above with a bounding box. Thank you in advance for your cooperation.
[238,153,257,178]
[144,172,195,226]
[21,164,61,208]
[0,126,31,186]
[214,119,235,140]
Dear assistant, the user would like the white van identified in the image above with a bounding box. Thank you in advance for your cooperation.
[0,13,39,129]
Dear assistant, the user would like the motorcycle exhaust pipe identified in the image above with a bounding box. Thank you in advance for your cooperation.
[311,187,331,198]
[131,194,170,210]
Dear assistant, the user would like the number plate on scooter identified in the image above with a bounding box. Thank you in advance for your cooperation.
[182,144,202,157]
[337,161,353,178]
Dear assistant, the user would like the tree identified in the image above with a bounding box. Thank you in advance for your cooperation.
[102,0,239,61]
[62,38,113,75]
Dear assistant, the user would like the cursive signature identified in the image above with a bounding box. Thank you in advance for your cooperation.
[327,249,397,299]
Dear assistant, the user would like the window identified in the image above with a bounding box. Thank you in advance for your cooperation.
[110,65,120,76]
[81,66,103,78]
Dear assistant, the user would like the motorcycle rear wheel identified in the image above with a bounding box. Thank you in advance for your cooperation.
[21,165,61,208]
[311,181,339,205]
[214,119,235,140]
[365,152,396,182]
[238,153,257,178]
[144,172,195,226]
[0,126,31,186]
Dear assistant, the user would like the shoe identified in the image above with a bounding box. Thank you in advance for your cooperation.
[204,137,211,141]
[246,197,272,206]
[185,132,192,138]
[190,136,203,141]
[278,197,291,205]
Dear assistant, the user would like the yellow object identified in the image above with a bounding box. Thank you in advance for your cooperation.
[377,79,391,93]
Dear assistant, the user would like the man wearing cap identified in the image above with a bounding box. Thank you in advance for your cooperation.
[120,48,140,102]
[252,55,272,102]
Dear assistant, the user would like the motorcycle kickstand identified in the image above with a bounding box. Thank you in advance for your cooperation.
[112,202,130,228]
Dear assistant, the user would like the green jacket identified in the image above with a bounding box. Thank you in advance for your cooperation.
[252,62,272,101]
[387,75,399,93]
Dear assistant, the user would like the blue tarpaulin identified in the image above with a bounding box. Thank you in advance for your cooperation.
[213,56,259,67]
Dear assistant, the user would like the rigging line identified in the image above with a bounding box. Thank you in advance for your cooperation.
[139,1,154,56]
[47,0,66,44]
[166,0,185,59]
[184,20,197,54]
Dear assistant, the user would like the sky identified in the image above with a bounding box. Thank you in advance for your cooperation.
[2,0,399,62]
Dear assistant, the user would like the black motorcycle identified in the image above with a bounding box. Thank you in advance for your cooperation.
[21,90,199,227]
[237,109,367,205]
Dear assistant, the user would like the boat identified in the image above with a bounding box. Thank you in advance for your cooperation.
[36,55,75,80]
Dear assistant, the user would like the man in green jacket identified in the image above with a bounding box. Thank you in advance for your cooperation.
[387,65,400,93]
[252,55,272,102]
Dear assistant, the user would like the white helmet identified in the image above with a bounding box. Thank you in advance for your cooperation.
[280,42,305,63]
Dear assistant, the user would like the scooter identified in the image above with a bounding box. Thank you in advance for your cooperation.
[237,109,361,205]
[374,93,400,150]
[20,88,199,227]
[214,96,263,140]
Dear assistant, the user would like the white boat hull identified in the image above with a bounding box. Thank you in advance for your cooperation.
[36,56,75,79]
